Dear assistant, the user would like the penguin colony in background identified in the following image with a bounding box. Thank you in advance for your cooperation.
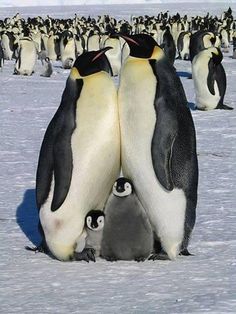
[2,7,233,261]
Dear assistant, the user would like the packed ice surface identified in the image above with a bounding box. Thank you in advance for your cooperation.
[0,3,236,314]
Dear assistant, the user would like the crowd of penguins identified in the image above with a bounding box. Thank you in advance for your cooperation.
[2,7,235,262]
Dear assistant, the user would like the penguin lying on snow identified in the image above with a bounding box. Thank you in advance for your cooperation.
[75,210,105,262]
[101,178,154,262]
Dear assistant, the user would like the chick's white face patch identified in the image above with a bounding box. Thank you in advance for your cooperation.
[113,181,132,197]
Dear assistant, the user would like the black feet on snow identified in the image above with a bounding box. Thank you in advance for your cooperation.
[74,248,96,263]
[135,256,147,262]
[217,104,233,110]
[25,244,46,253]
[148,253,170,261]
[179,249,194,256]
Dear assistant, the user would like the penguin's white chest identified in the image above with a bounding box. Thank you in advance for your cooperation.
[40,72,120,260]
[192,53,220,110]
[118,58,186,260]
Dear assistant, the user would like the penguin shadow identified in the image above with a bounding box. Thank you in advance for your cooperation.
[187,102,197,111]
[177,71,192,79]
[16,189,42,246]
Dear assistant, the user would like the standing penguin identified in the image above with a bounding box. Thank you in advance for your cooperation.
[75,210,105,262]
[101,178,153,261]
[192,47,233,110]
[40,57,53,77]
[0,41,4,69]
[177,31,191,60]
[189,30,216,62]
[14,37,37,75]
[118,34,198,260]
[36,47,120,261]
[161,26,176,65]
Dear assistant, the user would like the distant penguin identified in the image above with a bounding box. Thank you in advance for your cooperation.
[40,57,53,77]
[192,47,233,110]
[103,34,122,76]
[177,31,191,60]
[47,32,59,61]
[161,26,176,65]
[189,30,216,62]
[14,37,37,75]
[36,47,120,261]
[87,32,100,51]
[118,34,198,260]
[1,31,15,60]
[75,210,105,262]
[60,30,76,69]
[0,41,4,69]
[101,178,153,262]
[233,33,236,59]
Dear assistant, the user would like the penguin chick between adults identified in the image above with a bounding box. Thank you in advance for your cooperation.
[75,210,105,262]
[101,178,154,262]
[40,57,53,77]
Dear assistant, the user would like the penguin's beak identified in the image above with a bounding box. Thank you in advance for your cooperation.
[120,34,140,46]
[92,47,113,62]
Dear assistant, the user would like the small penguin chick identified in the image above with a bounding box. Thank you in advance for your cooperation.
[40,57,53,77]
[101,177,154,262]
[74,210,105,262]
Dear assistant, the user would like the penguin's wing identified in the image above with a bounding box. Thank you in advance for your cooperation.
[207,58,216,95]
[215,63,226,106]
[36,78,83,211]
[150,59,188,191]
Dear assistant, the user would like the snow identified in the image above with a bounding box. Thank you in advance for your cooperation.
[0,3,236,313]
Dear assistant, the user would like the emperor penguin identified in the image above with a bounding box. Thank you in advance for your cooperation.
[118,34,198,260]
[60,30,76,69]
[101,178,153,262]
[36,47,120,261]
[102,34,122,76]
[192,47,233,110]
[233,33,236,59]
[75,210,105,262]
[161,26,176,65]
[40,57,53,77]
[14,37,37,75]
[0,41,4,69]
[189,30,216,62]
[177,31,191,60]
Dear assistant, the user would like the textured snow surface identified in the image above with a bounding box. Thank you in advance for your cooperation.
[0,3,236,314]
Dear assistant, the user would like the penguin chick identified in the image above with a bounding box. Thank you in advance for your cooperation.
[40,57,53,77]
[75,210,105,262]
[101,178,153,262]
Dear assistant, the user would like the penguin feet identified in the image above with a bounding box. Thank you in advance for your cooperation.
[135,256,147,262]
[179,249,194,256]
[74,248,96,263]
[25,243,47,254]
[217,104,233,110]
[148,252,170,261]
[102,255,117,262]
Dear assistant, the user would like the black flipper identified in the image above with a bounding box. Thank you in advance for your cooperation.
[36,77,83,211]
[207,58,215,95]
[215,63,227,109]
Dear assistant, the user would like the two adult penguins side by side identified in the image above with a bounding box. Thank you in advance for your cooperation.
[36,47,120,261]
[192,47,233,110]
[118,34,198,260]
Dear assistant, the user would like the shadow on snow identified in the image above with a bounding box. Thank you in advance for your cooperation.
[16,189,42,246]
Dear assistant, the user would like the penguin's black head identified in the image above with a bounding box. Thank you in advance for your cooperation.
[120,33,162,59]
[72,47,113,77]
[85,210,105,231]
[113,177,134,198]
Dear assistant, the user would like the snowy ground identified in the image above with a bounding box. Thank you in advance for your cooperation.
[0,3,236,314]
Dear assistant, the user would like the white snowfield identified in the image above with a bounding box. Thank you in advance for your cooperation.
[0,3,236,314]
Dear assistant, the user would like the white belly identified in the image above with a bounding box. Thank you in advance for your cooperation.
[118,59,186,259]
[40,72,120,260]
[15,41,37,75]
[192,52,220,110]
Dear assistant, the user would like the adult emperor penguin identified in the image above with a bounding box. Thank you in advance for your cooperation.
[177,31,191,60]
[36,47,120,261]
[101,178,153,261]
[14,36,37,75]
[189,30,216,62]
[118,34,198,260]
[192,47,233,110]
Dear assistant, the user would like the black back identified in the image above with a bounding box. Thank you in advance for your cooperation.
[161,27,176,65]
[149,57,198,248]
[36,77,83,211]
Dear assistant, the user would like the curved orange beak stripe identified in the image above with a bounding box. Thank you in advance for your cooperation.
[92,47,113,62]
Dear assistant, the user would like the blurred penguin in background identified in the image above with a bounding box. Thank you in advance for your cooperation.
[233,32,236,59]
[0,41,4,69]
[40,57,53,77]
